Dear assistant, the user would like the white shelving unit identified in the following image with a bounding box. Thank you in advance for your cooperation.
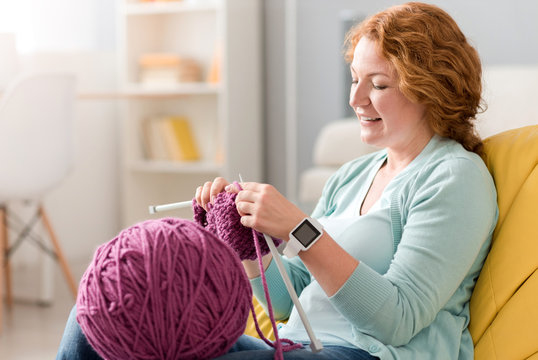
[118,0,262,226]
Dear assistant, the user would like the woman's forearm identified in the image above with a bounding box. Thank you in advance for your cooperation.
[299,232,359,297]
[242,252,273,279]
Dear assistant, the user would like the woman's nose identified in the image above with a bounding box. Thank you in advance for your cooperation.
[349,82,370,109]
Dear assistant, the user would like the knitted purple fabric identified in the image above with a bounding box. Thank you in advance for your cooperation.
[192,184,302,359]
[76,218,252,360]
[192,190,283,260]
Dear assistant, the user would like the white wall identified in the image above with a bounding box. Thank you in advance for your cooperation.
[0,0,116,53]
[477,65,538,138]
[262,0,287,191]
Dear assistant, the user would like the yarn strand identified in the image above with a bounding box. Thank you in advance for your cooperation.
[251,228,303,357]
[253,228,283,359]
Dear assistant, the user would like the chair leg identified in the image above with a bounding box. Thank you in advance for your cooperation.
[0,206,12,310]
[38,206,78,300]
[0,206,5,334]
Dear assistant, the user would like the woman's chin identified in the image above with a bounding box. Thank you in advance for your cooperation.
[360,133,383,148]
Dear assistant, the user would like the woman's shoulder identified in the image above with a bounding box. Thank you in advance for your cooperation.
[423,136,491,180]
[405,136,496,200]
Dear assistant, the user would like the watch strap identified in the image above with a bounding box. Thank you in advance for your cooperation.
[283,238,301,258]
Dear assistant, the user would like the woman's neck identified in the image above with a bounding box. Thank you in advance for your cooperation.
[385,131,434,175]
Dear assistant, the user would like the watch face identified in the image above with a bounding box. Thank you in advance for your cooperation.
[292,220,321,247]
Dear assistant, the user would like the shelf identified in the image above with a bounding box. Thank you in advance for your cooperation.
[122,82,220,97]
[119,0,262,227]
[125,1,218,16]
[129,159,222,174]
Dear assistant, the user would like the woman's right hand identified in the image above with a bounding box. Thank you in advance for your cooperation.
[195,177,272,278]
[194,177,231,211]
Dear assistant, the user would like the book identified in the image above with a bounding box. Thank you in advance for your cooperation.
[140,68,181,86]
[164,116,200,161]
[139,53,202,85]
[141,117,169,161]
[139,53,181,85]
[207,44,221,84]
[141,116,200,162]
[140,0,182,2]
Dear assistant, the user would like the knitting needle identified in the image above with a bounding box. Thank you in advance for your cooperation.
[240,174,322,352]
[148,200,192,214]
[148,176,244,214]
[263,234,323,353]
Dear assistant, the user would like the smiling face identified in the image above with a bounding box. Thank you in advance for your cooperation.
[349,37,432,154]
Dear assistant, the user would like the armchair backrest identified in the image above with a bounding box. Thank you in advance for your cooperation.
[469,125,538,360]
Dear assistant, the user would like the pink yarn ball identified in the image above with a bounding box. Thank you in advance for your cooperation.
[76,218,252,360]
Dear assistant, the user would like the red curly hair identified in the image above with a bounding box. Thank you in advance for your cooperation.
[344,2,485,154]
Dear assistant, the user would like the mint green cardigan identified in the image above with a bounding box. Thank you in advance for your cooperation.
[251,135,498,359]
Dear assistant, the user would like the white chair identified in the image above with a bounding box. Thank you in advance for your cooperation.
[0,33,19,90]
[299,119,377,209]
[0,73,78,333]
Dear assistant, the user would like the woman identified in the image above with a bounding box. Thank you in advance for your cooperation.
[57,2,497,359]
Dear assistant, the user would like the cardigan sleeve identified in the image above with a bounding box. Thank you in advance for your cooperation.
[328,156,498,346]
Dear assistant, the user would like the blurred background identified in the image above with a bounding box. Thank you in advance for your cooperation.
[0,0,536,358]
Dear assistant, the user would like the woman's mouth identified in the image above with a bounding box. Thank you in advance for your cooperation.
[361,116,382,122]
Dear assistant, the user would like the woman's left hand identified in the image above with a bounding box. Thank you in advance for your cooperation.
[233,182,307,240]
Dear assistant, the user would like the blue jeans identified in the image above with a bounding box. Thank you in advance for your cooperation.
[216,335,379,360]
[56,306,101,360]
[57,306,379,360]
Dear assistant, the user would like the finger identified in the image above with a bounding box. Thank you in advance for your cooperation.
[225,181,242,193]
[235,199,255,217]
[237,182,261,191]
[195,186,203,206]
[201,181,213,210]
[238,183,276,201]
[210,177,229,202]
[239,213,264,232]
[235,189,259,204]
[240,214,253,228]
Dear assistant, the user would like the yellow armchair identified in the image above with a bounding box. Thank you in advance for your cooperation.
[244,297,282,341]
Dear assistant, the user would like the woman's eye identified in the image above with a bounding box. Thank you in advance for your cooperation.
[373,84,387,90]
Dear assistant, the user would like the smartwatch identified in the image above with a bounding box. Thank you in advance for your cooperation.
[283,217,324,258]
